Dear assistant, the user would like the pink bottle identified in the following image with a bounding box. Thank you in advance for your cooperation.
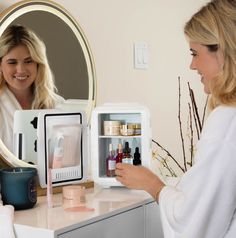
[116,143,123,163]
[52,147,63,169]
[106,144,116,177]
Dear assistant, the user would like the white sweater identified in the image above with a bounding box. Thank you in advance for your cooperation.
[159,106,236,238]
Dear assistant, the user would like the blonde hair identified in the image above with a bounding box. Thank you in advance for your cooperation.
[0,25,59,109]
[184,0,236,109]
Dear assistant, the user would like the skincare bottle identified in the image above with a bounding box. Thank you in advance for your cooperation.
[52,134,64,169]
[116,143,123,163]
[106,144,116,177]
[133,147,141,165]
[122,142,133,164]
[52,146,63,169]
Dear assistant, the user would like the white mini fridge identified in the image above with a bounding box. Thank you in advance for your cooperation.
[90,103,152,187]
[13,103,152,188]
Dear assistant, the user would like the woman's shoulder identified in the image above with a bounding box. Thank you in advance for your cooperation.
[201,105,236,140]
[0,85,21,109]
[54,94,65,104]
[207,105,236,124]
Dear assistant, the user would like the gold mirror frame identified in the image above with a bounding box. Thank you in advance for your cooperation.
[0,0,96,168]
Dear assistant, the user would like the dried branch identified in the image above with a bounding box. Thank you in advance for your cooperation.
[191,99,200,139]
[188,103,194,167]
[201,95,209,129]
[178,77,187,171]
[156,154,177,177]
[188,83,200,138]
[152,139,185,173]
[188,82,202,134]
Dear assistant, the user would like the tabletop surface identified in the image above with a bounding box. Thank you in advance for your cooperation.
[14,185,152,232]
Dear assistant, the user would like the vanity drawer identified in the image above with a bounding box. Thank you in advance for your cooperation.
[58,206,144,238]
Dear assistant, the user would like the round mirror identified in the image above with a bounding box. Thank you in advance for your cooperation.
[0,0,96,168]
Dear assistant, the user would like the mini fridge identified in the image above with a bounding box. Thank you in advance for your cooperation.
[90,103,152,187]
[13,103,152,188]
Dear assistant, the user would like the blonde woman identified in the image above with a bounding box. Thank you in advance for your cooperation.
[0,25,64,152]
[116,0,236,237]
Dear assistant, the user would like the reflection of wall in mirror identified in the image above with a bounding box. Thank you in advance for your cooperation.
[11,11,89,100]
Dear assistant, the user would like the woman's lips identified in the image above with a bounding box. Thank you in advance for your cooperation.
[14,75,28,81]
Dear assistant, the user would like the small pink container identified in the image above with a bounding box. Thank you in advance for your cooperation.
[62,185,86,209]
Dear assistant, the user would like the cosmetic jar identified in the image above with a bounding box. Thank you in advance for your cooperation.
[120,124,134,136]
[62,185,86,209]
[0,167,37,210]
[103,121,121,136]
[133,123,141,135]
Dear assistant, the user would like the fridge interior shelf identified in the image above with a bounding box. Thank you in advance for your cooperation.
[91,104,151,187]
[99,135,141,138]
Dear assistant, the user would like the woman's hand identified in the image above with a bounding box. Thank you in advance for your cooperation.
[115,163,165,201]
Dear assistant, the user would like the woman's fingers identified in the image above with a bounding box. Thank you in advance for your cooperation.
[115,163,132,186]
[115,163,143,188]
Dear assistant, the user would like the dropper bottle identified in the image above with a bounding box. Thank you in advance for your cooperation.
[122,142,133,164]
[133,147,141,165]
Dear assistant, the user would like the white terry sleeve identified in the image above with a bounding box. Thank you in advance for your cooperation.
[159,107,236,238]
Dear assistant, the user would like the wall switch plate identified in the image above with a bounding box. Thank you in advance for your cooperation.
[134,42,148,69]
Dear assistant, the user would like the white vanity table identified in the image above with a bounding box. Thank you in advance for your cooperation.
[14,186,164,238]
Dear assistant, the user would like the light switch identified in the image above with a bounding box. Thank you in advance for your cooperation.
[134,42,148,69]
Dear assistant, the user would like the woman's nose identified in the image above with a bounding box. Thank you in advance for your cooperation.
[190,60,196,70]
[16,63,26,73]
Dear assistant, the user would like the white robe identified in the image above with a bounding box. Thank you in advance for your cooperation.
[0,86,64,153]
[159,106,236,238]
[0,87,21,153]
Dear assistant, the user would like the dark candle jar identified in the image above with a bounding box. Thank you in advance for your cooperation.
[0,167,37,210]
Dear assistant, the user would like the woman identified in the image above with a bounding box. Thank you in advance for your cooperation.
[0,25,64,152]
[116,0,236,237]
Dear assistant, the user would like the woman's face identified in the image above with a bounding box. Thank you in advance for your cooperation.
[0,44,38,96]
[189,42,224,94]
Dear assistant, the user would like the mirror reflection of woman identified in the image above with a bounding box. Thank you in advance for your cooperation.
[0,25,64,152]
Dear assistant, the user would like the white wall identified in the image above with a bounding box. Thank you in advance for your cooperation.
[0,0,209,176]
